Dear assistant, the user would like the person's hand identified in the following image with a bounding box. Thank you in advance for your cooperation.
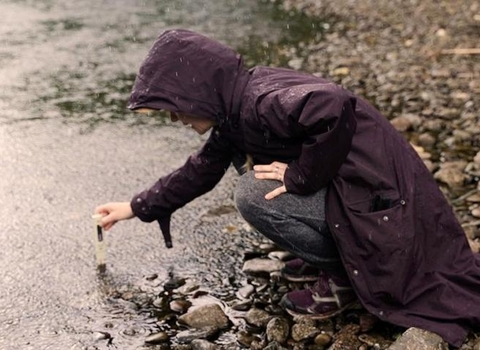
[253,161,288,200]
[94,202,135,231]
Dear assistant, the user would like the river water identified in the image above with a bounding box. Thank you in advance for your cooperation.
[0,1,322,349]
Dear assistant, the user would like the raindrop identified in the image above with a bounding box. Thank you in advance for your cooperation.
[286,23,290,29]
[175,71,179,77]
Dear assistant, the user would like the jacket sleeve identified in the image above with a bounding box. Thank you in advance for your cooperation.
[260,85,357,195]
[130,127,233,246]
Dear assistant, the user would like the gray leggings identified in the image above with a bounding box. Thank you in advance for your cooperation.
[234,171,343,272]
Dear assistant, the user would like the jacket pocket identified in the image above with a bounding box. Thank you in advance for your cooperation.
[346,190,400,214]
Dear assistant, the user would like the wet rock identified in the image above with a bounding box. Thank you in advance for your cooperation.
[391,114,421,132]
[94,331,111,341]
[145,273,158,281]
[268,251,294,261]
[242,258,285,275]
[237,284,255,299]
[265,304,284,315]
[291,316,320,341]
[359,313,379,332]
[329,324,361,350]
[358,333,392,348]
[314,332,332,346]
[417,133,436,148]
[170,299,192,313]
[164,277,186,291]
[472,208,480,218]
[264,341,289,350]
[245,308,273,328]
[231,299,252,311]
[259,243,277,252]
[153,296,167,309]
[467,194,480,203]
[176,327,219,343]
[251,337,268,350]
[266,317,290,343]
[191,339,218,350]
[388,327,448,350]
[178,304,229,329]
[176,280,200,295]
[434,161,467,188]
[145,331,169,344]
[237,330,260,348]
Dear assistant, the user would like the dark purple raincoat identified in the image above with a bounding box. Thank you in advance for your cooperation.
[127,29,480,346]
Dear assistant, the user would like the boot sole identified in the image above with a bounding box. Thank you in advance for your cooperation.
[280,273,319,282]
[283,300,361,320]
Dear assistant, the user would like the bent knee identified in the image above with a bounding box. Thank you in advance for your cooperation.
[234,172,278,219]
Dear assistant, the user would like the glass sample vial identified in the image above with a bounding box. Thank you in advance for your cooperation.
[91,214,106,272]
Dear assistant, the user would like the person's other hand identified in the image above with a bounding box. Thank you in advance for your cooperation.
[94,202,134,231]
[253,161,288,200]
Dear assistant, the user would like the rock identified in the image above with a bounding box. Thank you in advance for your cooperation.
[153,297,167,309]
[433,161,467,188]
[164,277,186,290]
[472,208,480,218]
[291,317,320,342]
[266,317,290,343]
[329,324,361,350]
[417,133,436,148]
[94,331,111,341]
[231,299,252,311]
[178,304,229,329]
[145,273,158,281]
[473,337,480,350]
[176,279,200,295]
[170,299,192,313]
[466,194,480,203]
[387,327,448,350]
[176,327,219,344]
[191,339,218,350]
[242,258,285,274]
[359,313,378,332]
[468,239,480,253]
[237,330,260,348]
[314,333,332,346]
[333,67,350,76]
[268,251,294,261]
[263,341,289,350]
[145,331,169,344]
[411,144,431,160]
[288,58,304,70]
[391,114,421,132]
[474,151,480,166]
[237,284,255,299]
[245,308,273,328]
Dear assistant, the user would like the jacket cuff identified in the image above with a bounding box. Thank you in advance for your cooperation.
[130,193,155,223]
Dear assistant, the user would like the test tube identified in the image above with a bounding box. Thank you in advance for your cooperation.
[92,214,106,272]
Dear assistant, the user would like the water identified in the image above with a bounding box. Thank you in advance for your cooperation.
[0,0,323,349]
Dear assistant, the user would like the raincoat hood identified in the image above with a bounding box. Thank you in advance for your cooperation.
[128,29,250,123]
